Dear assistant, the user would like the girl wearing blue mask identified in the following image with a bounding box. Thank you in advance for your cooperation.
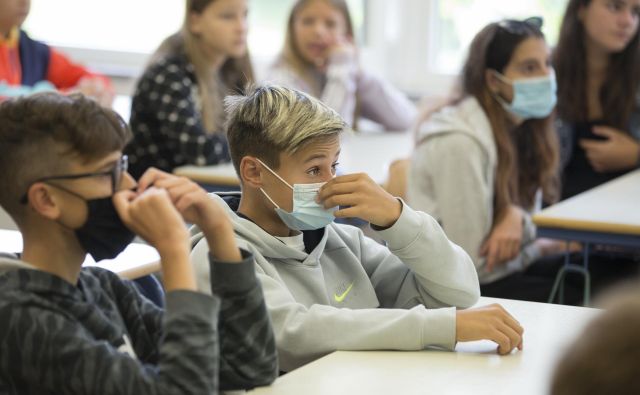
[407,18,582,303]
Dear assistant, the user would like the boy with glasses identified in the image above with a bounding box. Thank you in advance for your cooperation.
[0,92,277,394]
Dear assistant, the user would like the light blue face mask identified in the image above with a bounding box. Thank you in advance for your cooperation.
[493,71,557,120]
[257,159,337,231]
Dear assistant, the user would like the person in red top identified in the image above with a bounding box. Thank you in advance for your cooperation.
[0,0,113,106]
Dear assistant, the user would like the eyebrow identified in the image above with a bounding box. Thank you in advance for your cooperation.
[303,149,341,164]
[93,158,119,172]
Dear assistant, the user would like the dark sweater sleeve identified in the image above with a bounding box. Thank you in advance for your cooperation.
[0,287,222,394]
[128,59,230,173]
[210,250,279,390]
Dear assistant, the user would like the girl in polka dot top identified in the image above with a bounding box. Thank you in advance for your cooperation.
[126,0,254,178]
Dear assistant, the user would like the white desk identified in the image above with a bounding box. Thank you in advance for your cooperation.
[249,297,599,395]
[533,169,640,246]
[173,130,414,187]
[533,170,640,304]
[0,229,160,280]
[174,163,239,187]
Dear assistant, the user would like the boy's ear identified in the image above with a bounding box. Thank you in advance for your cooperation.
[239,157,264,189]
[27,183,62,221]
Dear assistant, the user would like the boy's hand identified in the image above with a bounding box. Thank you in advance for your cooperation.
[138,168,229,232]
[138,168,241,262]
[480,205,523,272]
[113,187,195,291]
[316,173,402,228]
[456,304,524,355]
[113,187,189,254]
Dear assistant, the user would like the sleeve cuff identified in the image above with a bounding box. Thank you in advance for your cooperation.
[165,290,220,323]
[209,248,258,296]
[421,306,457,351]
[373,199,426,250]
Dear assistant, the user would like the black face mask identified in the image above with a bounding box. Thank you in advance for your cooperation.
[75,195,136,262]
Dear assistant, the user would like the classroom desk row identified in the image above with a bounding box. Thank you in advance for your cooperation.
[174,130,414,187]
[0,229,160,280]
[248,297,600,395]
[533,169,640,304]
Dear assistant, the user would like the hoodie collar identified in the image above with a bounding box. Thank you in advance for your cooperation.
[0,256,88,301]
[199,193,330,264]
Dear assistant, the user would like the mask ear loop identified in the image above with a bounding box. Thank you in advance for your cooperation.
[255,158,293,210]
[255,158,294,190]
[489,69,513,108]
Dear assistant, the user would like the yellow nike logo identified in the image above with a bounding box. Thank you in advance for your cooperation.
[334,282,354,303]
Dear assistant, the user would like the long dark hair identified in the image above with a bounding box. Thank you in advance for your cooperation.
[457,20,559,222]
[554,0,640,129]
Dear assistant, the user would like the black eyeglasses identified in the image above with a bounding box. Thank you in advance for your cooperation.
[498,16,544,34]
[20,155,129,204]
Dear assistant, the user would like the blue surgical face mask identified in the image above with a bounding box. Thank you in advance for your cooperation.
[257,159,337,231]
[492,71,557,120]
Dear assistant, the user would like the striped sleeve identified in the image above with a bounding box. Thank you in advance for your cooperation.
[0,280,222,394]
[211,250,279,390]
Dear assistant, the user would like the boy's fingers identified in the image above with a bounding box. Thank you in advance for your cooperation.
[321,193,357,210]
[499,323,521,354]
[137,168,172,192]
[112,192,134,223]
[333,206,360,219]
[490,331,511,355]
[317,181,358,201]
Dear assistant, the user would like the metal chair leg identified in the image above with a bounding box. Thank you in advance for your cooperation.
[548,242,592,306]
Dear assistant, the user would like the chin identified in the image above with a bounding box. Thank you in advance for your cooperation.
[228,48,248,59]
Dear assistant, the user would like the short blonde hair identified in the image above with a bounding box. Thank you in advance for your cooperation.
[225,85,346,176]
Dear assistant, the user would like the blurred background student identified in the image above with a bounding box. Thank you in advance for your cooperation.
[0,0,113,105]
[407,18,581,303]
[554,0,640,200]
[126,0,253,179]
[265,0,416,131]
[553,0,640,292]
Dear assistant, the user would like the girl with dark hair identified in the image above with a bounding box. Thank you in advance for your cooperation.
[407,18,580,302]
[555,0,640,199]
[265,0,416,131]
[126,0,254,178]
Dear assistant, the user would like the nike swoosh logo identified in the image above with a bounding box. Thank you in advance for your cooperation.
[334,282,354,303]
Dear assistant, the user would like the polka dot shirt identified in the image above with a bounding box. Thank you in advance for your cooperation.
[125,53,231,179]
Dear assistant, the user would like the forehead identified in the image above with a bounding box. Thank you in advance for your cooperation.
[67,150,122,172]
[203,0,246,12]
[508,36,549,64]
[298,0,344,18]
[281,135,340,163]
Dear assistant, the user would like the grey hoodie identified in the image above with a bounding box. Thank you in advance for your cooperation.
[407,96,541,285]
[191,193,480,372]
